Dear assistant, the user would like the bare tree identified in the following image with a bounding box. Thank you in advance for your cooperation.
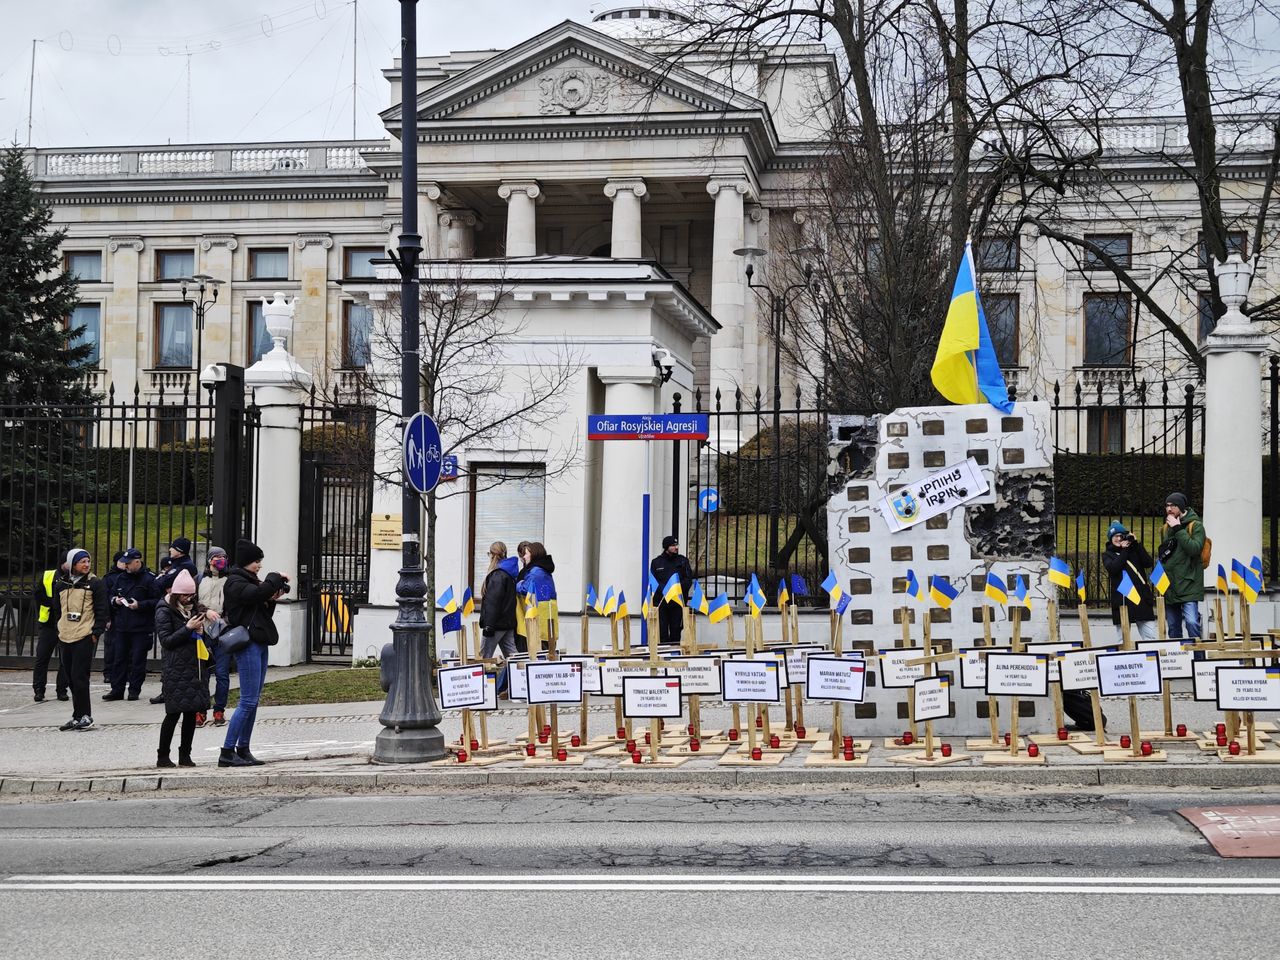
[322,263,579,661]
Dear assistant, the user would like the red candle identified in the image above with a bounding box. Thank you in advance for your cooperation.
[1057,727,1069,741]
[538,733,549,744]
[644,731,651,745]
[751,747,763,760]
[688,724,696,736]
[625,739,636,753]
[902,731,914,745]
[631,750,642,764]
[1140,740,1153,757]
[1229,740,1242,756]
[843,748,855,761]
[795,725,807,738]
[617,727,626,739]
[1176,723,1188,738]
[1216,722,1227,736]
[1027,743,1039,758]
[470,739,479,752]
[1119,734,1132,749]
[842,735,854,749]
[570,734,581,748]
[1003,732,1012,746]
[557,747,568,762]
[542,724,551,737]
[689,737,701,752]
[1217,734,1229,747]
[457,750,469,763]
[941,743,952,757]
[756,715,763,728]
[525,743,536,757]
[728,728,739,741]
[769,734,781,749]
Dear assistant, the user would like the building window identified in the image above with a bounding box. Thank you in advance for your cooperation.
[154,303,194,368]
[1083,293,1130,366]
[544,228,564,256]
[249,248,289,280]
[977,236,1019,272]
[343,301,373,368]
[469,464,546,592]
[247,300,273,365]
[343,247,381,279]
[1087,409,1125,453]
[1198,231,1248,267]
[1082,233,1131,269]
[67,303,101,366]
[983,293,1019,366]
[64,251,102,282]
[157,405,188,447]
[156,250,195,281]
[660,225,678,265]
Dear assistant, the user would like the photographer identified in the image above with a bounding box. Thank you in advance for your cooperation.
[1102,522,1158,641]
[1157,492,1207,640]
[218,539,288,768]
[154,570,214,768]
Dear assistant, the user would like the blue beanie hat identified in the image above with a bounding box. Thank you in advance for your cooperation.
[1107,521,1128,539]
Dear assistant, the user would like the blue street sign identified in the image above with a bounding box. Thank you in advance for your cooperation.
[587,413,709,440]
[698,487,720,513]
[404,411,443,494]
[441,454,459,482]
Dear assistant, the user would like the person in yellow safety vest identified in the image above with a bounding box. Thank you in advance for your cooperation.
[31,562,69,703]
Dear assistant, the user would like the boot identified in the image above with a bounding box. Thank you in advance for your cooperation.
[212,710,226,726]
[236,745,265,766]
[218,747,252,768]
[157,752,176,769]
[194,712,206,728]
[178,750,195,768]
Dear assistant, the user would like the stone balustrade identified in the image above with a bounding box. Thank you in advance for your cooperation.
[34,140,391,178]
[138,151,215,174]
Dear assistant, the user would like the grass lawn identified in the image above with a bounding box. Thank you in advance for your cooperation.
[688,512,820,574]
[67,503,206,574]
[227,668,382,708]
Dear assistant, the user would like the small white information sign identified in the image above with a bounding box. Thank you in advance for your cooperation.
[730,651,789,688]
[508,660,530,702]
[1025,641,1080,684]
[958,648,1000,689]
[1194,658,1244,702]
[779,646,826,685]
[622,676,684,718]
[985,653,1050,698]
[721,659,783,704]
[1096,650,1163,698]
[878,647,926,689]
[437,664,487,710]
[804,656,867,703]
[877,456,990,532]
[525,661,584,706]
[1058,646,1121,692]
[597,657,657,697]
[913,676,951,722]
[660,655,722,695]
[560,655,602,694]
[1215,667,1280,712]
[1136,640,1194,681]
[480,671,498,712]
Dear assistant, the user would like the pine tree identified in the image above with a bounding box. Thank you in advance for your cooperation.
[0,146,95,580]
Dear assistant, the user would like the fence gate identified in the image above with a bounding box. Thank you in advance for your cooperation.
[300,395,374,661]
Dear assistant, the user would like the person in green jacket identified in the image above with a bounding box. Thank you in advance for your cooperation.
[1157,492,1206,639]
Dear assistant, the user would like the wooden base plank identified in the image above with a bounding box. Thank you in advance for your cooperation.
[1138,730,1200,744]
[810,739,874,754]
[779,728,825,744]
[719,750,789,767]
[980,752,1047,765]
[881,737,929,750]
[1199,730,1271,743]
[522,754,589,767]
[804,750,871,767]
[1217,749,1280,763]
[1101,749,1169,763]
[1069,740,1123,755]
[966,738,1017,752]
[887,751,973,766]
[1025,732,1093,747]
[666,742,732,757]
[617,755,692,768]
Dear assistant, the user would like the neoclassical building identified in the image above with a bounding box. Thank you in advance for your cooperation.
[28,4,1278,658]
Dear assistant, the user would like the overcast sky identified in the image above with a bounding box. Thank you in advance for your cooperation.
[0,0,595,148]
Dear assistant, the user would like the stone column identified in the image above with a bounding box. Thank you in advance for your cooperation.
[293,234,333,372]
[440,211,478,259]
[1201,255,1266,587]
[707,176,753,399]
[418,182,443,259]
[597,367,660,600]
[245,294,313,666]
[497,181,540,257]
[604,178,647,258]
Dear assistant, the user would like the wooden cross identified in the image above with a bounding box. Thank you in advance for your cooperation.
[1076,601,1110,748]
[903,616,959,761]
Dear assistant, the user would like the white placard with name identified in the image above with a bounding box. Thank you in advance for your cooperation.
[1096,650,1163,698]
[730,651,790,688]
[525,661,584,706]
[913,676,951,722]
[508,660,529,702]
[559,655,602,694]
[878,647,927,689]
[480,671,498,712]
[1025,641,1080,684]
[1058,647,1121,692]
[1215,666,1280,711]
[804,656,867,703]
[877,456,990,532]
[597,657,657,697]
[1194,658,1244,702]
[721,659,783,704]
[958,647,1002,689]
[437,664,488,710]
[660,656,722,695]
[1135,640,1194,681]
[985,653,1050,697]
[622,676,684,718]
[779,646,827,684]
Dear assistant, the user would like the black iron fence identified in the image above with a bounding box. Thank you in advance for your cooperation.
[0,381,260,663]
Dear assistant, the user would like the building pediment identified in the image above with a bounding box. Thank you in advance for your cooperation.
[382,20,771,132]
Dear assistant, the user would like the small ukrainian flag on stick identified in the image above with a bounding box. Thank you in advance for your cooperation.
[1149,562,1170,596]
[1013,575,1032,611]
[1048,557,1072,589]
[821,570,844,607]
[929,575,959,609]
[984,571,1008,606]
[930,239,1014,413]
[904,569,925,602]
[708,592,731,623]
[1117,570,1142,605]
[1075,569,1087,604]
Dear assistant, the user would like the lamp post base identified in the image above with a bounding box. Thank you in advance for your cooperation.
[373,725,447,764]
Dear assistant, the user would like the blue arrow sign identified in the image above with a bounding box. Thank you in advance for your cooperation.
[404,411,443,494]
[698,487,720,513]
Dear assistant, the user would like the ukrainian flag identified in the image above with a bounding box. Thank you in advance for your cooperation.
[708,592,731,623]
[984,571,1008,605]
[436,586,457,614]
[1243,565,1263,604]
[614,591,629,620]
[1216,564,1229,593]
[586,584,599,614]
[929,575,959,609]
[601,586,617,617]
[1013,575,1032,610]
[662,572,684,607]
[778,580,790,608]
[1231,559,1246,589]
[461,587,475,618]
[1149,562,1170,596]
[1117,570,1141,605]
[746,574,767,618]
[821,570,843,606]
[690,580,708,616]
[1076,569,1087,603]
[1048,557,1072,588]
[647,570,660,601]
[1251,555,1264,578]
[904,569,925,602]
[930,240,1014,413]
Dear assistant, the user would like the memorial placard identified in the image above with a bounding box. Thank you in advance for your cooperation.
[985,653,1049,698]
[622,676,684,718]
[598,656,657,696]
[526,661,584,706]
[804,656,867,703]
[913,676,952,722]
[1215,667,1280,712]
[1059,646,1120,692]
[1194,658,1244,702]
[878,647,927,689]
[508,660,529,701]
[1136,640,1194,681]
[437,664,487,710]
[1096,650,1163,698]
[958,647,998,689]
[1025,641,1080,684]
[721,659,783,704]
[560,655,602,694]
[730,651,790,687]
[660,655,722,695]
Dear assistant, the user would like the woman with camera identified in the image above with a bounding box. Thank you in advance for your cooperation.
[1102,521,1158,641]
[218,539,288,768]
[155,570,215,767]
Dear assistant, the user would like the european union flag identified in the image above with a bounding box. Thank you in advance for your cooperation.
[1048,557,1072,588]
[984,571,1008,605]
[441,610,462,634]
[790,574,809,597]
[929,575,959,609]
[834,593,852,616]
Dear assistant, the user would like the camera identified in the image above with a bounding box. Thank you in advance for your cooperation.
[67,611,82,623]
[277,578,291,595]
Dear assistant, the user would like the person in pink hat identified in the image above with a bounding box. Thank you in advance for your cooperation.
[154,570,216,767]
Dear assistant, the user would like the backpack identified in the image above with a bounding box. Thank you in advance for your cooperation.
[1188,521,1212,570]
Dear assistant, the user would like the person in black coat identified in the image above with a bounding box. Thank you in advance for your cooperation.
[478,542,519,659]
[102,547,160,702]
[154,537,199,594]
[154,570,214,767]
[219,539,288,768]
[1102,521,1158,642]
[649,535,695,646]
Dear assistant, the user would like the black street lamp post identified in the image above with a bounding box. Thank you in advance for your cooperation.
[180,273,222,386]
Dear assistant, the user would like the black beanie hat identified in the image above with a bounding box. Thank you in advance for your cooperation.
[235,539,264,567]
[1166,492,1189,511]
[662,535,678,549]
[170,536,192,556]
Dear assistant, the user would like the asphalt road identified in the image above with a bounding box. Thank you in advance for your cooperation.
[1,788,1277,959]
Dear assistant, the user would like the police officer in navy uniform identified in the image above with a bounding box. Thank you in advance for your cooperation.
[101,547,159,702]
[649,535,694,646]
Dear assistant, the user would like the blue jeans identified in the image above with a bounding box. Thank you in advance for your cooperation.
[212,639,232,711]
[223,643,268,750]
[1165,601,1202,640]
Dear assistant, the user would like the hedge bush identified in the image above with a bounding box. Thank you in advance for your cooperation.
[718,421,828,515]
[84,446,211,505]
[1054,453,1206,516]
